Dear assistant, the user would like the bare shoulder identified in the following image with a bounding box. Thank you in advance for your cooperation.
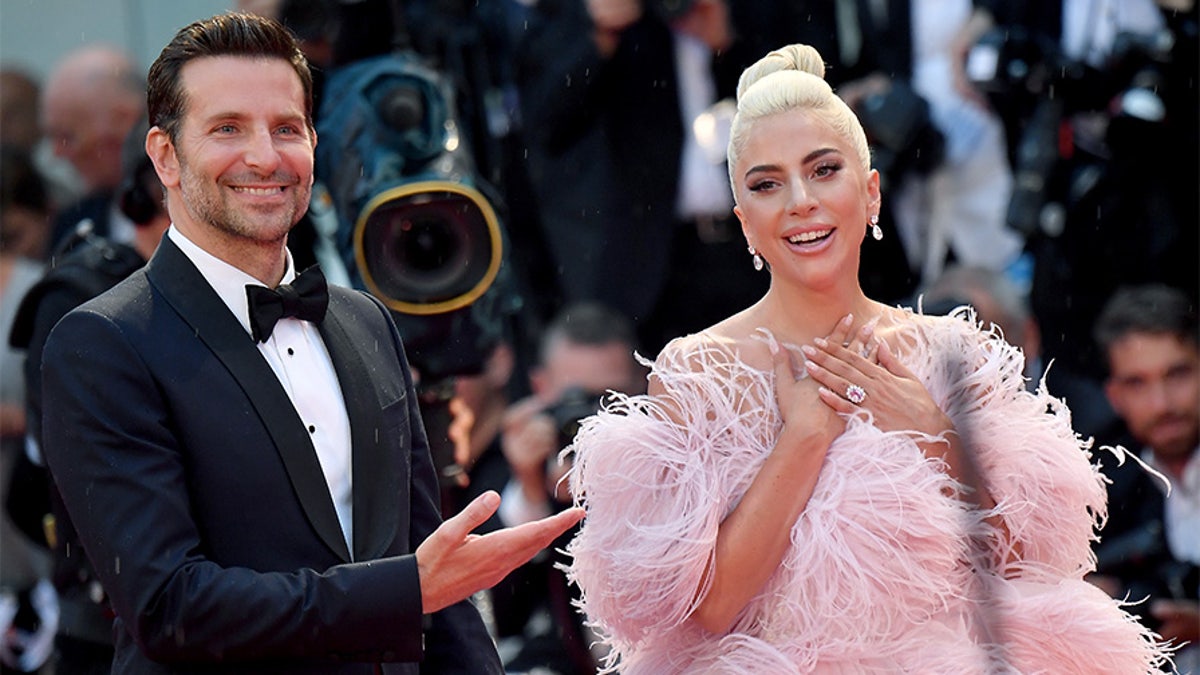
[877,301,1019,379]
[663,312,775,373]
[645,312,777,403]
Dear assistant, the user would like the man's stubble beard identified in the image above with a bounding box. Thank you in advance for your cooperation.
[177,154,309,245]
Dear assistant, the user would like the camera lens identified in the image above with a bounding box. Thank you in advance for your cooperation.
[355,181,503,315]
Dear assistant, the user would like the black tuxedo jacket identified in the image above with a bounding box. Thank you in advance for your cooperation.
[41,236,501,674]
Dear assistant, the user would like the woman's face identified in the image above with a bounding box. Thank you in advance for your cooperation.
[732,108,879,291]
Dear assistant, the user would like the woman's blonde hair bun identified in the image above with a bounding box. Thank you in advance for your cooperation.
[736,43,826,101]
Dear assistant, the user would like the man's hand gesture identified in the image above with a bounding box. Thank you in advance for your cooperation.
[416,491,584,614]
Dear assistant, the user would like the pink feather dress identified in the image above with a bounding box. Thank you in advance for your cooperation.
[565,309,1172,674]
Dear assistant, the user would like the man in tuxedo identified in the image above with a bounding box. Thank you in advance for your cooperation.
[39,12,582,674]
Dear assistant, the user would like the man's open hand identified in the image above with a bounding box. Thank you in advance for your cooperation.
[416,491,585,614]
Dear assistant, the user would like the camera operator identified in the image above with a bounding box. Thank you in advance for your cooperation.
[495,302,645,674]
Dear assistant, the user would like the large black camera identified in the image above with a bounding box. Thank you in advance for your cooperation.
[545,387,606,449]
[316,52,508,349]
[965,24,1175,236]
[315,50,517,486]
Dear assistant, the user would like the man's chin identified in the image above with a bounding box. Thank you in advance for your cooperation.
[1148,433,1199,460]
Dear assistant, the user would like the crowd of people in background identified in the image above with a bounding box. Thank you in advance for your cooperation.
[0,0,1195,673]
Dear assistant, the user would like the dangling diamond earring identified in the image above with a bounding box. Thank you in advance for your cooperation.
[870,214,883,241]
[748,245,764,271]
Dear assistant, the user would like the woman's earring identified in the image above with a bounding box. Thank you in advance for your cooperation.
[870,214,883,241]
[748,245,764,271]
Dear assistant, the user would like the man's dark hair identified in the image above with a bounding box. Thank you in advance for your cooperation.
[1093,284,1199,357]
[147,11,313,142]
[540,302,637,364]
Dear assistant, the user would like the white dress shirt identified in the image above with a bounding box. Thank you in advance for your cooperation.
[1145,445,1200,566]
[168,226,355,554]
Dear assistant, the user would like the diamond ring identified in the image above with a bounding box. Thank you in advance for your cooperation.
[845,384,867,405]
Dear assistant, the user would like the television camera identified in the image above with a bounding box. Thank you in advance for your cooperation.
[314,37,517,490]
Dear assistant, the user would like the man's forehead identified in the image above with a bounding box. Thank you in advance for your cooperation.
[179,55,299,91]
[178,56,305,116]
[1110,333,1199,370]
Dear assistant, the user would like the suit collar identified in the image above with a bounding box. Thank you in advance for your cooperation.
[146,238,353,562]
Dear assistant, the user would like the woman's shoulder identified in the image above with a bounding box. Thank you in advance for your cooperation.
[656,316,776,376]
[882,301,1004,350]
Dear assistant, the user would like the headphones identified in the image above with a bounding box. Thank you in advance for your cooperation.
[117,116,160,227]
[118,158,159,226]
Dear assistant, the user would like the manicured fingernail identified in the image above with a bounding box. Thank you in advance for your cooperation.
[813,337,827,348]
[801,344,817,356]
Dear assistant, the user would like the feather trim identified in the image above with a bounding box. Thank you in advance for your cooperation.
[564,310,1172,673]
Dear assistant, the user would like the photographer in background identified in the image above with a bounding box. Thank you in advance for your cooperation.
[953,0,1195,441]
[1091,284,1199,674]
[834,0,1022,294]
[495,302,645,674]
[917,263,1043,389]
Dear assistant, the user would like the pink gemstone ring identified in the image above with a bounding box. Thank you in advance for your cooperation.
[845,384,867,405]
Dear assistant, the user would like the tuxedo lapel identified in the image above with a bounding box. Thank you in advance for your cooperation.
[320,293,401,561]
[146,238,352,562]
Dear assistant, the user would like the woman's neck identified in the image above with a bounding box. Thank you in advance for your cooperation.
[753,280,879,344]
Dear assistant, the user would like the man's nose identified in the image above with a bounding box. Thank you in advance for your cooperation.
[242,128,282,171]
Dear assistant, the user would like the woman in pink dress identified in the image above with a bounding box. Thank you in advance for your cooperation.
[563,42,1172,674]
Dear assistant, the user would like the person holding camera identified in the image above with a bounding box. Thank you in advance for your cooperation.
[562,42,1170,673]
[38,12,582,674]
[949,0,1190,443]
[500,302,645,528]
[495,302,645,674]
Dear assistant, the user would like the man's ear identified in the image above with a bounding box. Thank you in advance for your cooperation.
[308,127,317,188]
[145,126,180,189]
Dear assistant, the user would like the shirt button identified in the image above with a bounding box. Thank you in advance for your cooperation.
[308,425,316,434]
[287,347,295,356]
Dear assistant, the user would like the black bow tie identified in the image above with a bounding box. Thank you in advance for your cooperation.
[245,265,329,343]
